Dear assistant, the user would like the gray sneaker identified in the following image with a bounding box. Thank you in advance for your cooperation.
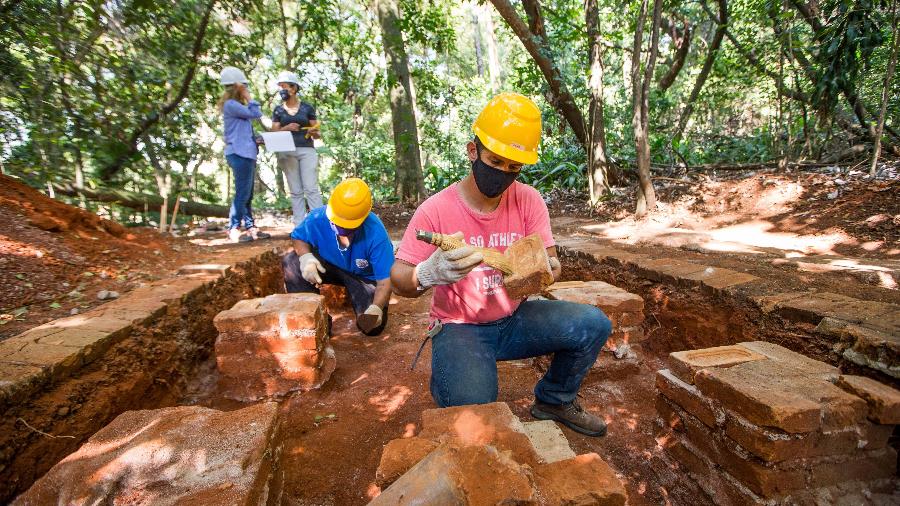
[530,399,607,437]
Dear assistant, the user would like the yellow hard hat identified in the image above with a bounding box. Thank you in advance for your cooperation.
[472,92,541,165]
[326,178,372,229]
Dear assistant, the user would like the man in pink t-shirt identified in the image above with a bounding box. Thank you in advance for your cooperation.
[391,94,612,437]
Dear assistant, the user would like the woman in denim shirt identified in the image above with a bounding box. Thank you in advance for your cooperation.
[218,66,270,243]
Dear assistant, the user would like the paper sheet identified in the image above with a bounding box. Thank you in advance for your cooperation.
[260,131,296,152]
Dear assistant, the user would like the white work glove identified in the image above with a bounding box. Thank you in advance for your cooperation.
[548,256,561,272]
[299,253,326,285]
[357,304,383,333]
[414,233,484,288]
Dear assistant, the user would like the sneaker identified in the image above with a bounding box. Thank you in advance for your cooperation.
[530,399,607,437]
[228,228,243,243]
[249,227,271,240]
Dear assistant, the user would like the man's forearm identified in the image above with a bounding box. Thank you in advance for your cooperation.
[373,279,392,308]
[292,239,312,256]
[390,261,425,298]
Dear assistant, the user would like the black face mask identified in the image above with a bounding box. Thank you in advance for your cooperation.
[279,89,292,101]
[472,145,519,198]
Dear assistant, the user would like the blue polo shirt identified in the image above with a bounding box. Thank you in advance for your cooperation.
[290,207,394,281]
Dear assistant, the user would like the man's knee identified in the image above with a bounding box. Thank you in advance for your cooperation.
[574,304,612,349]
[282,251,299,271]
[431,384,497,408]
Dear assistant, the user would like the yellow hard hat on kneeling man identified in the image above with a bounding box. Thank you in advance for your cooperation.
[326,178,372,229]
[472,92,542,165]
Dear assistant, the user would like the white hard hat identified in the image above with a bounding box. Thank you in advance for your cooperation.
[220,66,248,86]
[276,71,300,85]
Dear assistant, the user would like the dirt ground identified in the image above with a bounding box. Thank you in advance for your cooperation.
[0,175,212,339]
[4,167,898,504]
[181,293,703,506]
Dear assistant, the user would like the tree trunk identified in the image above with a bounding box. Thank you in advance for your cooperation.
[633,0,663,218]
[586,0,611,202]
[483,5,502,93]
[489,0,588,150]
[376,0,425,202]
[53,183,230,217]
[871,0,899,177]
[658,18,691,92]
[673,0,727,143]
[472,7,485,77]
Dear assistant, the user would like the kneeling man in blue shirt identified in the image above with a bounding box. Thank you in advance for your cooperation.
[282,178,394,335]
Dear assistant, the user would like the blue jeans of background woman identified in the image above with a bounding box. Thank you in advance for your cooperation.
[277,147,323,225]
[226,153,256,230]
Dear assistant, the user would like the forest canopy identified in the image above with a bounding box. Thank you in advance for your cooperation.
[1,0,897,222]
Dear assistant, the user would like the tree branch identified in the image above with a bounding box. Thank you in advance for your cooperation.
[99,0,217,180]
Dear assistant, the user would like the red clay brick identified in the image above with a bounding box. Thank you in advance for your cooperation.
[607,326,646,347]
[656,395,684,433]
[218,347,335,401]
[737,341,840,382]
[807,447,898,489]
[663,436,765,506]
[545,280,644,313]
[0,363,46,406]
[694,359,865,433]
[677,406,808,498]
[723,412,870,463]
[14,403,282,505]
[419,402,542,467]
[669,345,767,384]
[835,375,900,424]
[177,263,230,276]
[375,437,440,488]
[372,444,534,506]
[656,369,721,427]
[503,234,554,299]
[213,293,325,336]
[535,453,627,506]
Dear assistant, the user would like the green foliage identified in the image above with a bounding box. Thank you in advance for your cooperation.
[1,0,897,217]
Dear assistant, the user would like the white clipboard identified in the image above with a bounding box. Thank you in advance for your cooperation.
[261,131,296,152]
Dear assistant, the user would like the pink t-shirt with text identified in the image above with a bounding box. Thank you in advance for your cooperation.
[396,181,554,324]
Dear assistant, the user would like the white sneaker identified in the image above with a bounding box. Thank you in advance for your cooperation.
[228,228,242,243]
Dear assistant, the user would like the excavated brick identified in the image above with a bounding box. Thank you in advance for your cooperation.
[535,453,627,505]
[544,280,644,313]
[694,359,866,433]
[376,402,627,505]
[13,403,282,506]
[737,341,840,382]
[658,341,898,503]
[835,375,900,424]
[371,444,534,506]
[375,437,440,488]
[419,402,542,467]
[656,369,720,427]
[503,234,554,299]
[669,345,767,385]
[214,293,333,401]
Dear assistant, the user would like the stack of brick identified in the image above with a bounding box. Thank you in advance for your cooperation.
[543,281,645,375]
[213,293,335,401]
[14,403,283,505]
[655,341,899,505]
[371,402,627,505]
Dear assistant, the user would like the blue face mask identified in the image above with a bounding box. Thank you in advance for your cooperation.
[330,221,356,239]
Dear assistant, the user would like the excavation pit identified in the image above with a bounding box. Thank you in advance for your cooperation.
[4,238,898,505]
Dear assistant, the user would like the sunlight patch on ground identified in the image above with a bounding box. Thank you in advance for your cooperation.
[368,385,413,419]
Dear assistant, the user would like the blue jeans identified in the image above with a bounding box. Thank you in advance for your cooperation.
[226,153,256,230]
[430,299,611,407]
